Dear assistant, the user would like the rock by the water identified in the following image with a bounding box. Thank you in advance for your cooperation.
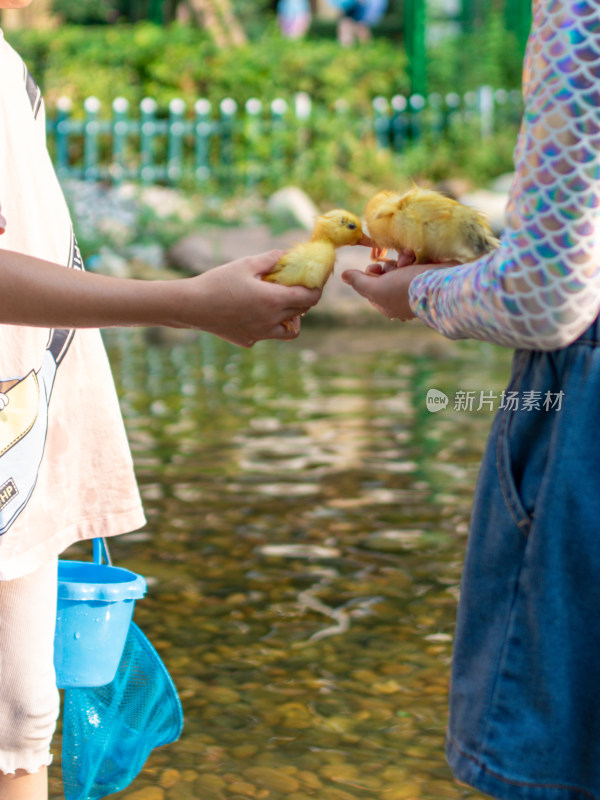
[266,186,320,231]
[458,188,508,235]
[491,172,515,194]
[166,225,291,273]
[87,247,130,277]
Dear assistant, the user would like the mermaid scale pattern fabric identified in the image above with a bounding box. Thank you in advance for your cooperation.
[409,0,600,351]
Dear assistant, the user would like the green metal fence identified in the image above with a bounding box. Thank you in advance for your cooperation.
[47,88,523,190]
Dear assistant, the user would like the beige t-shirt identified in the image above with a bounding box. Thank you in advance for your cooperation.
[0,32,145,579]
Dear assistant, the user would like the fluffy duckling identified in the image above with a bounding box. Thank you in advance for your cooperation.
[365,186,499,266]
[263,209,370,290]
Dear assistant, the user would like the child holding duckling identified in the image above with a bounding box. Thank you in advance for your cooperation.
[344,2,600,799]
[0,11,320,800]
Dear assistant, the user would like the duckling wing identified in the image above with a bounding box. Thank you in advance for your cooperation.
[427,206,499,262]
[403,195,499,263]
[263,241,335,289]
[459,216,500,260]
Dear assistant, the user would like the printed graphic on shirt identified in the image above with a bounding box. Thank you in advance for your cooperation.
[23,65,42,119]
[0,479,18,512]
[0,231,82,535]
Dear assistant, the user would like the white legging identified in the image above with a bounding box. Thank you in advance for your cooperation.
[0,557,60,775]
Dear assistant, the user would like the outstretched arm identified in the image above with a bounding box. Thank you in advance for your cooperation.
[0,247,321,348]
[406,0,600,351]
[346,0,600,351]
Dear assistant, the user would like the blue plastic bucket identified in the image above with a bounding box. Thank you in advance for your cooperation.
[54,552,146,689]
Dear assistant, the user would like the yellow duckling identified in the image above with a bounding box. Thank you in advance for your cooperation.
[365,186,499,266]
[263,209,371,290]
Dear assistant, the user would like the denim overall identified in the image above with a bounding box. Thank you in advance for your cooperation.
[447,316,600,800]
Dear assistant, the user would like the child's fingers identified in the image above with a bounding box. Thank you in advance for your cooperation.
[365,252,415,276]
[340,268,380,298]
[378,252,415,272]
[244,251,322,306]
[248,250,287,276]
[264,280,322,310]
[281,303,315,320]
[397,250,416,268]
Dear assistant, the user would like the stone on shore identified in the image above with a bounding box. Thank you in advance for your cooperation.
[266,186,320,231]
[458,188,507,235]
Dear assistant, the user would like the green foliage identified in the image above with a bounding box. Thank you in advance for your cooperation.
[8,19,524,113]
[7,21,521,206]
[427,13,524,94]
[7,24,406,114]
[393,129,517,187]
[230,0,275,40]
[51,0,119,24]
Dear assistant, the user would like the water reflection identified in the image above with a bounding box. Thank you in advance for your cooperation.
[52,325,511,800]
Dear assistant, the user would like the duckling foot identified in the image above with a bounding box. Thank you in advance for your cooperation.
[282,318,302,334]
[370,247,399,268]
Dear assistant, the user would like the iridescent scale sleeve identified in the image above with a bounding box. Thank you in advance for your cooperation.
[408,0,600,351]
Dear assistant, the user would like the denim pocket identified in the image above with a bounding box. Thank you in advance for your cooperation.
[496,412,532,533]
[495,351,556,535]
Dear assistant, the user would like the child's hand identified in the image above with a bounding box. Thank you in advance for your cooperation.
[0,248,320,343]
[342,254,456,321]
[183,250,322,347]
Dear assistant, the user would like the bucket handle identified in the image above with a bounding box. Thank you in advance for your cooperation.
[93,537,113,566]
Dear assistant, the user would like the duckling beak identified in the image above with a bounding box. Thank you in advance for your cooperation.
[356,234,376,247]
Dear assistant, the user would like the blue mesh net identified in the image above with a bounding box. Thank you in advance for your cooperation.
[61,621,183,800]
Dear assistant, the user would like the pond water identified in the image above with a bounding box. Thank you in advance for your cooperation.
[50,323,513,800]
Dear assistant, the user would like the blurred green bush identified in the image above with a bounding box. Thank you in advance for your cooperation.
[7,24,408,113]
[6,22,523,196]
[7,18,523,113]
